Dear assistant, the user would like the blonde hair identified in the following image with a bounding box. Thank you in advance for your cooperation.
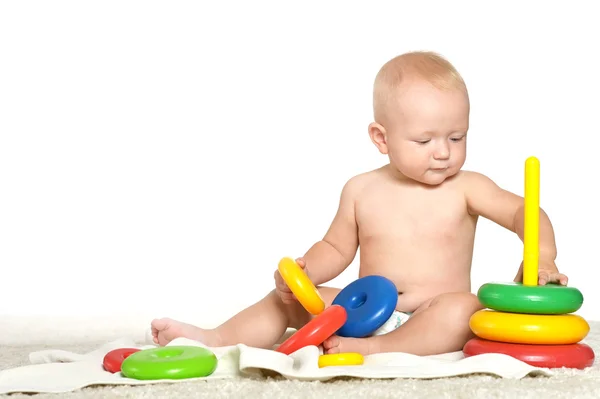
[373,51,467,123]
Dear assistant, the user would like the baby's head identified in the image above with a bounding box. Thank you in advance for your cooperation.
[368,51,470,185]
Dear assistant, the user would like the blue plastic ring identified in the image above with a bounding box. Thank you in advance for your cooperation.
[332,275,398,338]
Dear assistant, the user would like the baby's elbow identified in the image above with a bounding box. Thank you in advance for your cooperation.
[540,207,555,226]
[327,239,357,267]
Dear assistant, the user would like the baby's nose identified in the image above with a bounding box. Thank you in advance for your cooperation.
[433,143,450,159]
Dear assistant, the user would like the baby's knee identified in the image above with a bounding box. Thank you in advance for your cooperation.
[267,289,312,328]
[433,292,483,325]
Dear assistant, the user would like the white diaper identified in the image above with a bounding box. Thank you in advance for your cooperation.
[371,311,412,336]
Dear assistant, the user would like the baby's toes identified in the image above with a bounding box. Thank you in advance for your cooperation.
[323,336,339,350]
[325,346,340,354]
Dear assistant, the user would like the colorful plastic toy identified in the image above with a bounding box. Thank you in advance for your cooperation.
[278,257,325,315]
[332,275,398,337]
[121,346,218,380]
[103,348,140,373]
[464,338,595,369]
[276,304,347,355]
[464,156,594,368]
[469,310,589,344]
[523,156,540,286]
[318,352,364,368]
[470,157,584,312]
[477,282,583,314]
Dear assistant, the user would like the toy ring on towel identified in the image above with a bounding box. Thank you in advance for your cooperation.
[318,352,364,368]
[278,257,325,315]
[121,346,218,380]
[276,305,347,355]
[103,348,140,373]
[332,275,398,338]
[463,337,595,369]
[477,282,583,314]
[469,310,590,345]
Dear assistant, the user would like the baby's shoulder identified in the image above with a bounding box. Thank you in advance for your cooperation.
[452,170,498,191]
[339,167,384,197]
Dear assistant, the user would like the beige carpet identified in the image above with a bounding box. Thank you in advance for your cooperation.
[2,323,600,398]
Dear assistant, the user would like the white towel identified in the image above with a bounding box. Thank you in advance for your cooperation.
[0,336,552,394]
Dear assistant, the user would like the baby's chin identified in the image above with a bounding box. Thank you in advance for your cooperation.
[415,168,460,186]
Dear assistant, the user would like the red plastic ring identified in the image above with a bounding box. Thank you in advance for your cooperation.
[463,337,595,369]
[103,348,141,373]
[276,305,347,355]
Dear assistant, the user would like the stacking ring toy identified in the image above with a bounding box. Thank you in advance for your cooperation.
[278,257,325,315]
[121,346,218,380]
[318,352,364,368]
[463,338,595,369]
[463,337,595,369]
[332,275,398,337]
[477,282,583,314]
[103,348,140,373]
[276,305,347,355]
[470,310,590,344]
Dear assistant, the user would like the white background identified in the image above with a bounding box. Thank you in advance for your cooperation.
[1,1,599,344]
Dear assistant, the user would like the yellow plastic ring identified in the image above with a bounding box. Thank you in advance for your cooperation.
[469,309,589,345]
[278,257,325,315]
[318,353,364,368]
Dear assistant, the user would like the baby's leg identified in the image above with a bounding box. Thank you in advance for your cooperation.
[323,292,482,356]
[152,287,341,348]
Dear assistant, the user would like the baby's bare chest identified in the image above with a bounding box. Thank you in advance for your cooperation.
[355,188,472,240]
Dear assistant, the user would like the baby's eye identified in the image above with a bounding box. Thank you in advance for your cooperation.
[450,136,464,142]
[416,140,430,144]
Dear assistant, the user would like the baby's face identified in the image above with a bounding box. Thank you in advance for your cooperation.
[385,81,470,185]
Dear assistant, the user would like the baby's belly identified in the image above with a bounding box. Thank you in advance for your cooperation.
[358,239,474,312]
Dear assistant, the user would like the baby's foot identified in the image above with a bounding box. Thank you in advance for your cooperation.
[322,335,376,356]
[151,318,221,347]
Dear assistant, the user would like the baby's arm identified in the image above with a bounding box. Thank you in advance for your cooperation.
[462,171,565,284]
[301,176,362,286]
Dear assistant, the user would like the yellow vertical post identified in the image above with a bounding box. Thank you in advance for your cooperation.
[523,156,540,286]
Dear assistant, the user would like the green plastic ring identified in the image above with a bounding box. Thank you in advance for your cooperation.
[477,282,583,315]
[121,346,217,380]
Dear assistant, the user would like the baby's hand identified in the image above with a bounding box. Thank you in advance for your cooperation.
[274,257,310,304]
[515,259,569,286]
[538,259,568,286]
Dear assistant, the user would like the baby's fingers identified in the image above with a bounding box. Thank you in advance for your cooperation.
[274,270,290,290]
[295,257,306,269]
[549,272,568,286]
[538,271,568,286]
[277,280,292,294]
[279,291,297,304]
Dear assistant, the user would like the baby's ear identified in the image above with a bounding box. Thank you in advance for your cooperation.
[368,122,388,154]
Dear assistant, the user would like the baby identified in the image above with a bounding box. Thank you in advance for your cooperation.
[151,51,569,356]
